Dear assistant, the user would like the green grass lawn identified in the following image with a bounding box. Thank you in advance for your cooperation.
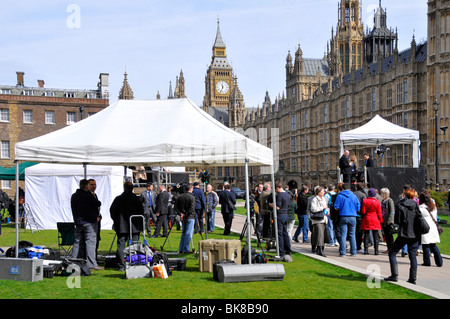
[0,223,432,300]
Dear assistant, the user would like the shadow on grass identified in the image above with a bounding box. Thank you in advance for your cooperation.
[316,272,366,282]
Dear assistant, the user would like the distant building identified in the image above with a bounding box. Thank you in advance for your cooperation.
[0,71,109,195]
[241,0,449,189]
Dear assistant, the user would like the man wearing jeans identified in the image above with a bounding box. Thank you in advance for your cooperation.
[333,183,360,256]
[293,185,310,243]
[71,179,102,270]
[176,184,196,253]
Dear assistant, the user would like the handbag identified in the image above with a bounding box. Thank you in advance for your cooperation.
[429,210,444,236]
[415,214,430,235]
[227,199,236,211]
[310,197,327,220]
[310,210,325,220]
[388,223,399,235]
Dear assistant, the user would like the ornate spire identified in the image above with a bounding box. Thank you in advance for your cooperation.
[168,81,174,99]
[214,17,226,49]
[175,69,186,98]
[118,69,134,100]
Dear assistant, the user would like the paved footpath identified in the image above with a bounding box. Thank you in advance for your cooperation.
[214,213,450,299]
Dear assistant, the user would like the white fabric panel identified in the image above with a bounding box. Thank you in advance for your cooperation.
[25,164,131,230]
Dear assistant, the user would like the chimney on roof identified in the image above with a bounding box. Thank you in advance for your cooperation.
[37,80,45,88]
[16,71,24,87]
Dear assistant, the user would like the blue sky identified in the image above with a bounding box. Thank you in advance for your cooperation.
[0,0,428,109]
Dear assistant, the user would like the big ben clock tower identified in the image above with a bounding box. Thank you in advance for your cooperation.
[202,18,235,126]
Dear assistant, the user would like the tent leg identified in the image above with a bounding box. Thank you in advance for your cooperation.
[244,159,251,264]
[14,160,20,258]
[270,164,280,258]
[83,163,87,179]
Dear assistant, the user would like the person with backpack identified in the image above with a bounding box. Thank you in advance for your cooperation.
[324,184,338,246]
[384,189,422,284]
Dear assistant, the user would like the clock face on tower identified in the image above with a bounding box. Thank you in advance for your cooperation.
[216,80,229,94]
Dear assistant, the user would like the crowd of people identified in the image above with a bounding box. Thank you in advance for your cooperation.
[71,178,227,271]
[251,177,446,283]
[68,164,448,281]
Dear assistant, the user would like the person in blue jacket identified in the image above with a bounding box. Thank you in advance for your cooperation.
[333,183,361,256]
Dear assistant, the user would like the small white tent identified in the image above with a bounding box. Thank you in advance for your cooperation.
[340,115,421,167]
[25,163,132,230]
[14,98,277,260]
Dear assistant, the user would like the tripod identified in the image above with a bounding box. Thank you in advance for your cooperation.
[160,214,179,250]
[240,212,262,247]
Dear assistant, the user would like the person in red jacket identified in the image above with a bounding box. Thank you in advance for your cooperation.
[361,188,383,255]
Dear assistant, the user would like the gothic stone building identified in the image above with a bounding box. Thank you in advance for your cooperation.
[242,0,449,190]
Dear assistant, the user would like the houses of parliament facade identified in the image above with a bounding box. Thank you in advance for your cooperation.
[202,0,450,190]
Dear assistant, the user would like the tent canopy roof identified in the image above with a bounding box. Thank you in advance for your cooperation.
[0,162,38,180]
[15,98,273,167]
[340,115,420,146]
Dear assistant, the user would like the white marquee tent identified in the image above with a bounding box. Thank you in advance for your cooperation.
[13,98,277,260]
[25,163,132,230]
[340,115,421,167]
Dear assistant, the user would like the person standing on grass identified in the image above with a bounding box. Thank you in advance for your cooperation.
[140,183,156,235]
[88,179,102,262]
[206,184,219,233]
[192,182,206,235]
[269,182,292,259]
[177,184,196,253]
[71,179,103,271]
[110,182,145,271]
[287,191,297,238]
[152,184,170,238]
[219,184,236,236]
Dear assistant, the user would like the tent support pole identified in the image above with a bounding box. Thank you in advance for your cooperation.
[270,164,280,258]
[14,160,19,258]
[83,163,87,179]
[244,159,252,264]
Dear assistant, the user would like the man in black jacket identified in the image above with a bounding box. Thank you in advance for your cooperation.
[152,184,170,238]
[110,181,144,271]
[176,184,196,253]
[339,150,352,184]
[219,184,236,236]
[385,189,421,284]
[71,179,102,270]
[293,185,309,243]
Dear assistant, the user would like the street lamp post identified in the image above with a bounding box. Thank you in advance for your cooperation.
[433,99,449,191]
[433,99,440,190]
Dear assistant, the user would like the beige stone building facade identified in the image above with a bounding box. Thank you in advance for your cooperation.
[240,0,449,190]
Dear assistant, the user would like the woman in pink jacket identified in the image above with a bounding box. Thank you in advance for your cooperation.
[361,188,383,255]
